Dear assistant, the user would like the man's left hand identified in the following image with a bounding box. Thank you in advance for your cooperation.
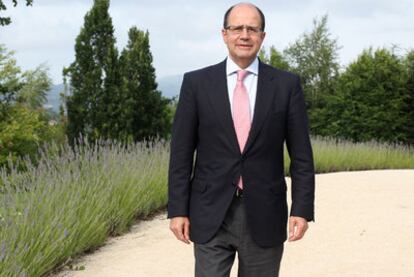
[288,216,308,242]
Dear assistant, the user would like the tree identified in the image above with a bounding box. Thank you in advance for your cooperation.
[259,46,290,71]
[404,50,414,144]
[0,44,56,169]
[0,44,50,117]
[0,105,50,167]
[0,44,21,118]
[16,64,51,109]
[64,0,120,142]
[325,48,409,142]
[119,27,171,142]
[283,15,341,135]
[0,0,33,26]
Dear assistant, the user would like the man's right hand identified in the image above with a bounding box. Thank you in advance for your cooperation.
[169,216,191,244]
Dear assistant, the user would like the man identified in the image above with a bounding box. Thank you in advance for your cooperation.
[168,2,315,276]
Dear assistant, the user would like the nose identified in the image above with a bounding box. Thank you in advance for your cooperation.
[240,28,250,39]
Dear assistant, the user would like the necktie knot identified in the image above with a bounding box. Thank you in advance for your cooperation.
[237,70,249,82]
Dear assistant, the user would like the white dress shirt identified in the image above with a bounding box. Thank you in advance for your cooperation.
[226,56,259,122]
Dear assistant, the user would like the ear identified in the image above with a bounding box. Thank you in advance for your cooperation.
[261,31,266,40]
[221,28,228,43]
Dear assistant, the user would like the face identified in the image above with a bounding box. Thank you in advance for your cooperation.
[222,4,266,68]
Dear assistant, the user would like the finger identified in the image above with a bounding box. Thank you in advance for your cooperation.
[288,218,296,241]
[290,222,308,241]
[183,221,191,244]
[170,222,185,242]
[292,224,304,241]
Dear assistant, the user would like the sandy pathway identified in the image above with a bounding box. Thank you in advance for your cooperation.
[55,170,414,277]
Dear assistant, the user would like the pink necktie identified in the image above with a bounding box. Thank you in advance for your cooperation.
[233,70,251,190]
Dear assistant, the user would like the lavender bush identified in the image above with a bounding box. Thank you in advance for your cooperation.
[0,138,169,276]
[309,137,414,173]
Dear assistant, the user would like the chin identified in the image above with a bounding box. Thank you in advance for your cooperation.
[236,54,255,60]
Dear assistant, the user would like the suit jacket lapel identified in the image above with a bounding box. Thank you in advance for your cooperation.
[243,61,276,154]
[206,59,276,155]
[207,59,241,154]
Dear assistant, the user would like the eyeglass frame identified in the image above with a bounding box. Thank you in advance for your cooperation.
[224,25,263,35]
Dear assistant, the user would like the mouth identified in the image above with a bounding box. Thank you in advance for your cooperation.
[236,44,253,49]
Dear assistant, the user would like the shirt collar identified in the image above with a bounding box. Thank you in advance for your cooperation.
[226,56,259,76]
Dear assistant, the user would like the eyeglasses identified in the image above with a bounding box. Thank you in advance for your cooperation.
[225,25,263,35]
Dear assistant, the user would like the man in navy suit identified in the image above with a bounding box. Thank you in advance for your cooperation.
[168,2,315,276]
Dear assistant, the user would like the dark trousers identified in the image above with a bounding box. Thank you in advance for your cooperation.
[194,191,284,277]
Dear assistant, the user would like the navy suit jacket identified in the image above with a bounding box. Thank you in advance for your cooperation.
[167,59,315,247]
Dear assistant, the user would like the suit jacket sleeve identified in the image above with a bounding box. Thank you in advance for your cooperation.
[286,76,315,222]
[167,73,198,218]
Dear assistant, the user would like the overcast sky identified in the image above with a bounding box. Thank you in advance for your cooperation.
[1,0,413,84]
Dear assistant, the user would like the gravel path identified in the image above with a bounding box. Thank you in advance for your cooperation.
[55,170,414,277]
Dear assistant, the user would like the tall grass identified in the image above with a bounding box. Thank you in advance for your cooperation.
[0,137,413,276]
[0,139,169,276]
[309,137,414,173]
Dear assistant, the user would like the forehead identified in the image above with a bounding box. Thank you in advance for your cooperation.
[227,5,261,26]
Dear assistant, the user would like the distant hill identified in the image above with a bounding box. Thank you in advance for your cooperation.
[157,74,182,99]
[44,75,182,112]
[44,83,64,112]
